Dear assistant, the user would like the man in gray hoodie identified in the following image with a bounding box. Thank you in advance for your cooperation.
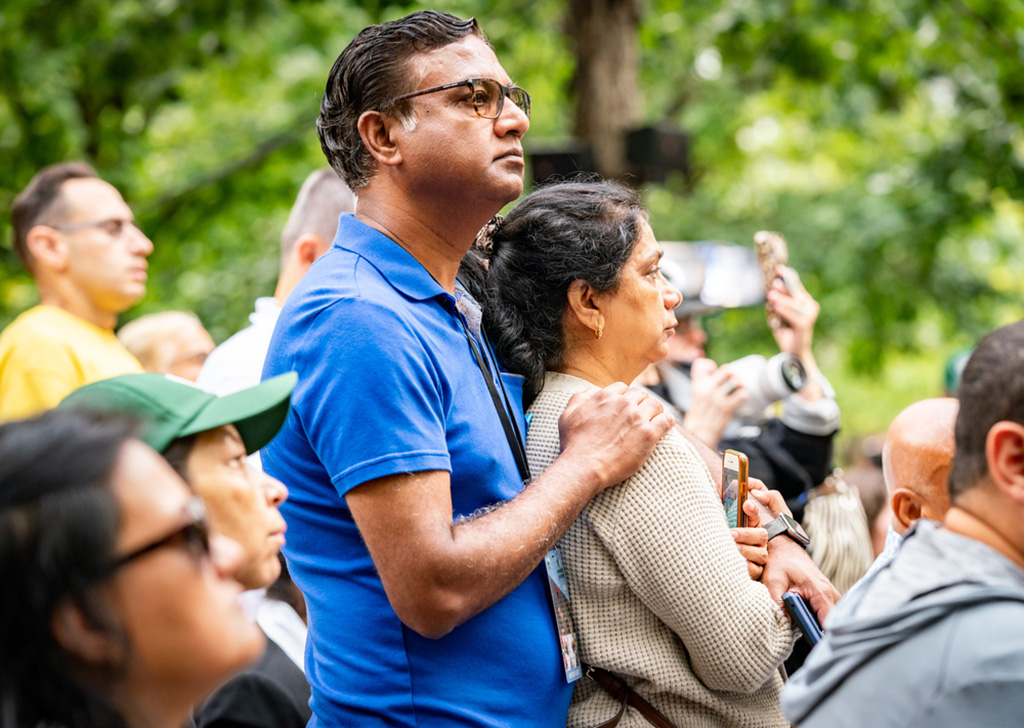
[781,319,1024,727]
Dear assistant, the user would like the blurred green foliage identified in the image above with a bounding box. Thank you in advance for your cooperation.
[2,0,1023,447]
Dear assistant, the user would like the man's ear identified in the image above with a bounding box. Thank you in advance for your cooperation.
[566,280,602,336]
[357,110,403,168]
[25,225,69,273]
[51,597,121,666]
[890,488,923,533]
[986,421,1024,504]
[294,233,327,269]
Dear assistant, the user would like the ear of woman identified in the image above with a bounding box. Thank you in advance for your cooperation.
[566,280,602,338]
[50,597,123,668]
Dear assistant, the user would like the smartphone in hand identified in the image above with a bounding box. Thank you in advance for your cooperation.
[754,230,790,330]
[722,449,749,528]
[782,591,823,646]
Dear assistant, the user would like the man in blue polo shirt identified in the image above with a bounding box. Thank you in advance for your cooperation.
[262,11,677,727]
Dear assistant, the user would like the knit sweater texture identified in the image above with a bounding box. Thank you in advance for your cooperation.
[527,372,794,728]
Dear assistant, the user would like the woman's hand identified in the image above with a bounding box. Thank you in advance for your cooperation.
[732,527,768,580]
[681,358,747,447]
[743,480,790,526]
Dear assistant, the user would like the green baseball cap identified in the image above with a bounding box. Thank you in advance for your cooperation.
[59,371,298,454]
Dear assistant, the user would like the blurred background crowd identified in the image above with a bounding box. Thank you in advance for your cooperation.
[2,0,1022,464]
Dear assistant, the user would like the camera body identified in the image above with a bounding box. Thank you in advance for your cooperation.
[726,352,808,423]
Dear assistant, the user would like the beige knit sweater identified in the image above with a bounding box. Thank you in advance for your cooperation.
[528,372,794,728]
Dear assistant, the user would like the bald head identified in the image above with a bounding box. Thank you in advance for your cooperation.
[882,397,958,534]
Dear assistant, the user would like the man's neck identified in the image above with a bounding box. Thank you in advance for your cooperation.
[356,189,497,293]
[945,504,1024,571]
[274,263,302,308]
[37,283,116,331]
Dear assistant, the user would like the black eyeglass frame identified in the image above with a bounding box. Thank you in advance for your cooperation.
[108,497,211,572]
[392,77,531,120]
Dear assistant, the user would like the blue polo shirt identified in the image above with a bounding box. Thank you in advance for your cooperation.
[262,214,571,727]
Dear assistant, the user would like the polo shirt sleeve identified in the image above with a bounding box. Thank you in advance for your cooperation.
[292,297,451,496]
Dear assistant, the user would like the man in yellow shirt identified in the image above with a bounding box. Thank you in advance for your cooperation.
[0,162,153,421]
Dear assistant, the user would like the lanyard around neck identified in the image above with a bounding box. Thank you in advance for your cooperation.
[455,310,532,484]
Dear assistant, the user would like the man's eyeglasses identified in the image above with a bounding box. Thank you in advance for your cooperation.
[49,218,140,238]
[109,497,211,572]
[393,77,531,120]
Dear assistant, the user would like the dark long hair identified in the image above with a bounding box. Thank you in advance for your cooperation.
[479,180,647,405]
[0,410,137,728]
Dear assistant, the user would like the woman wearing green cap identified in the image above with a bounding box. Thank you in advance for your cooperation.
[61,371,311,727]
[62,371,297,594]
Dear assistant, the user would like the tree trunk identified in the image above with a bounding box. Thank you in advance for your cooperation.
[567,0,643,181]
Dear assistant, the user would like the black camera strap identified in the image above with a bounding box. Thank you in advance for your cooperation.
[456,313,532,484]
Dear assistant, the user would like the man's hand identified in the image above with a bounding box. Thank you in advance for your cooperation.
[346,382,674,640]
[559,382,676,493]
[681,358,747,448]
[748,488,840,621]
[767,265,819,358]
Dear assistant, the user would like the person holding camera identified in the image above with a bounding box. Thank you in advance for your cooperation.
[645,264,840,515]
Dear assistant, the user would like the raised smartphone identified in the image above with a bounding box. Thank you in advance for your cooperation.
[722,449,749,528]
[754,230,791,330]
[782,591,823,646]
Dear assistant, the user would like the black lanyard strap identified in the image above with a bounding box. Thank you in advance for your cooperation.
[457,314,532,484]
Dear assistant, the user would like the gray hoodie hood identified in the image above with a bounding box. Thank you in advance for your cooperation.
[782,520,1024,725]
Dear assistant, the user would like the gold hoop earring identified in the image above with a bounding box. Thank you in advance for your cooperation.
[595,325,603,340]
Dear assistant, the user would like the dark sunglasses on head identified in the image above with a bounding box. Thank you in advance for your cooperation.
[109,497,211,572]
[393,77,531,120]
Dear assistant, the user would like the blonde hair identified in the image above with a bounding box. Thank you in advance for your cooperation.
[117,311,209,374]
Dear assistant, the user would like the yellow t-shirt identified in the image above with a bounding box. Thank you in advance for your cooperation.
[0,305,143,422]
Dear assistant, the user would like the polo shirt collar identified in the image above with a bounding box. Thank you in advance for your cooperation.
[334,213,448,303]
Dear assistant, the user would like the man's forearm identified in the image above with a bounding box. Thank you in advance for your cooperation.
[351,455,605,640]
[350,384,675,638]
[444,455,607,615]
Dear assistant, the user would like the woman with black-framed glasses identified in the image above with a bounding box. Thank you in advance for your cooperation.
[0,409,264,728]
[61,370,311,728]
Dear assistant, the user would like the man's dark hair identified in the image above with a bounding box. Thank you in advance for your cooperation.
[0,409,136,728]
[10,161,98,270]
[481,180,648,405]
[949,320,1024,500]
[317,10,485,190]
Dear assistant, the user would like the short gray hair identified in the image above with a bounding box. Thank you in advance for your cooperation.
[280,168,356,258]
